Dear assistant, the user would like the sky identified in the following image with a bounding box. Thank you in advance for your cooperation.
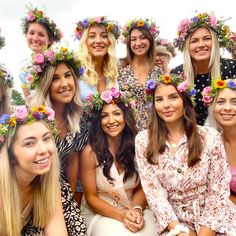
[0,0,235,91]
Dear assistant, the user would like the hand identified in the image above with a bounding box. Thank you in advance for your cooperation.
[122,209,144,232]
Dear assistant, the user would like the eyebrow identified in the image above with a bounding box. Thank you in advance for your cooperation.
[101,109,121,113]
[21,131,51,142]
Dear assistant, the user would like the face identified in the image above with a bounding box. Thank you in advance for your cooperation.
[154,84,184,126]
[189,27,212,63]
[12,122,55,181]
[101,103,125,139]
[86,25,110,58]
[26,22,51,53]
[156,52,169,73]
[49,63,76,106]
[130,29,150,57]
[213,88,236,127]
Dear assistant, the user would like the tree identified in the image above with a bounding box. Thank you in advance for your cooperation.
[11,89,25,105]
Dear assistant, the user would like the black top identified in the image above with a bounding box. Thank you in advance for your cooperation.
[171,58,236,125]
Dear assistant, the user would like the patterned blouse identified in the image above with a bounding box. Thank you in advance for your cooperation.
[118,65,161,131]
[171,58,236,125]
[135,126,236,235]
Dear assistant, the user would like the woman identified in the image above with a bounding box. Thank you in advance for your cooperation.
[80,87,156,236]
[20,6,62,99]
[118,18,161,131]
[136,74,236,235]
[155,37,176,74]
[28,46,87,235]
[204,78,236,205]
[75,16,120,101]
[171,12,236,125]
[0,105,67,236]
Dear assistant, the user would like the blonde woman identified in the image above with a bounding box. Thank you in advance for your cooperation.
[28,47,87,235]
[0,105,67,236]
[75,16,120,101]
[171,12,236,125]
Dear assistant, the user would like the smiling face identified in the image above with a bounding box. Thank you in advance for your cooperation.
[12,122,55,181]
[101,103,125,139]
[213,88,236,127]
[86,24,110,59]
[49,63,76,106]
[154,84,184,126]
[130,28,150,57]
[189,27,212,63]
[26,22,51,53]
[155,52,170,73]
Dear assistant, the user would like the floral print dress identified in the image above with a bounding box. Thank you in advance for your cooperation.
[118,65,161,131]
[135,126,236,235]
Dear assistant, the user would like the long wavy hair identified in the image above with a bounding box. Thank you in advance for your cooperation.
[79,27,118,87]
[29,62,83,133]
[147,84,203,167]
[0,121,60,236]
[89,102,138,182]
[183,27,221,86]
[126,27,156,69]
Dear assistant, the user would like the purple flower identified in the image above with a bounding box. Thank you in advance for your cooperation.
[227,81,236,89]
[188,88,196,96]
[33,111,43,120]
[79,67,84,75]
[0,114,10,124]
[146,79,156,90]
[83,19,89,27]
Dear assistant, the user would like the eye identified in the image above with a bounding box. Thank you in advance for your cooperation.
[65,72,72,78]
[101,113,108,119]
[52,76,59,81]
[24,141,34,147]
[101,33,108,38]
[155,97,162,102]
[169,94,179,99]
[114,112,122,116]
[43,135,52,142]
[231,99,236,105]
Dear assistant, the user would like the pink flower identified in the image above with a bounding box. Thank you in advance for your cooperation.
[210,16,217,27]
[45,50,56,61]
[45,106,55,121]
[101,90,113,103]
[27,11,35,21]
[178,19,190,33]
[177,81,189,92]
[202,95,213,104]
[94,17,101,24]
[203,86,212,94]
[26,75,34,84]
[85,93,93,101]
[14,106,28,121]
[0,136,4,143]
[110,87,121,98]
[160,39,168,45]
[34,54,45,64]
[129,100,136,108]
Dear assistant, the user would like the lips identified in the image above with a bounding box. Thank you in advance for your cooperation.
[34,157,49,164]
[58,90,71,96]
[163,111,174,117]
[220,113,235,120]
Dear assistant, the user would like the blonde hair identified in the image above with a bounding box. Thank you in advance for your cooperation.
[156,46,172,61]
[78,28,118,88]
[0,80,12,115]
[29,62,83,133]
[183,27,221,86]
[0,121,60,236]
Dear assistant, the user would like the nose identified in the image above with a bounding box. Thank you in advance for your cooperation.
[37,141,48,155]
[108,114,115,124]
[94,35,102,43]
[223,101,232,111]
[197,39,206,48]
[60,77,69,87]
[163,99,170,108]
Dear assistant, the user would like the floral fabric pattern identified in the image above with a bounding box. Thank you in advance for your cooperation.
[118,65,161,131]
[135,126,236,235]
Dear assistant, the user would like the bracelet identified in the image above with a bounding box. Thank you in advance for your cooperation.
[132,206,143,214]
[166,224,189,236]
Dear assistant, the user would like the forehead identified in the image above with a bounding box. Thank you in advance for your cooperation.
[130,28,144,37]
[155,84,178,95]
[191,27,211,38]
[217,88,236,99]
[101,103,122,112]
[55,62,70,72]
[28,22,48,33]
[88,24,107,34]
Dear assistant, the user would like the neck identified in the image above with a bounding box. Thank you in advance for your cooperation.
[193,59,210,74]
[166,120,185,140]
[107,135,122,157]
[93,56,105,78]
[132,55,149,66]
[223,126,236,144]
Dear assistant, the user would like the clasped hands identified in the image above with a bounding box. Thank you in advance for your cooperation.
[122,209,144,232]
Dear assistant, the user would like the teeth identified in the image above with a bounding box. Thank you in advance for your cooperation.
[35,158,48,164]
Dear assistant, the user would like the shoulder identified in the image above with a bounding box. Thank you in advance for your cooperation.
[135,130,149,147]
[197,125,221,144]
[170,64,183,74]
[81,144,96,166]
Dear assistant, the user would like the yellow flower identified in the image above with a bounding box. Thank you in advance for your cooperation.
[106,24,112,32]
[214,79,226,89]
[223,26,230,35]
[8,117,16,127]
[137,20,144,27]
[162,74,172,84]
[60,47,68,53]
[33,105,46,114]
[197,13,204,19]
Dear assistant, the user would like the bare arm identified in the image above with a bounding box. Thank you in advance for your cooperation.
[44,192,68,236]
[230,193,236,205]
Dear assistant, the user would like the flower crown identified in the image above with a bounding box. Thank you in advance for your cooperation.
[75,16,121,40]
[0,68,14,89]
[156,38,176,57]
[173,12,231,51]
[202,78,236,105]
[84,87,136,114]
[0,29,5,49]
[122,18,159,39]
[146,74,196,97]
[0,105,58,146]
[21,7,63,42]
[27,46,84,89]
